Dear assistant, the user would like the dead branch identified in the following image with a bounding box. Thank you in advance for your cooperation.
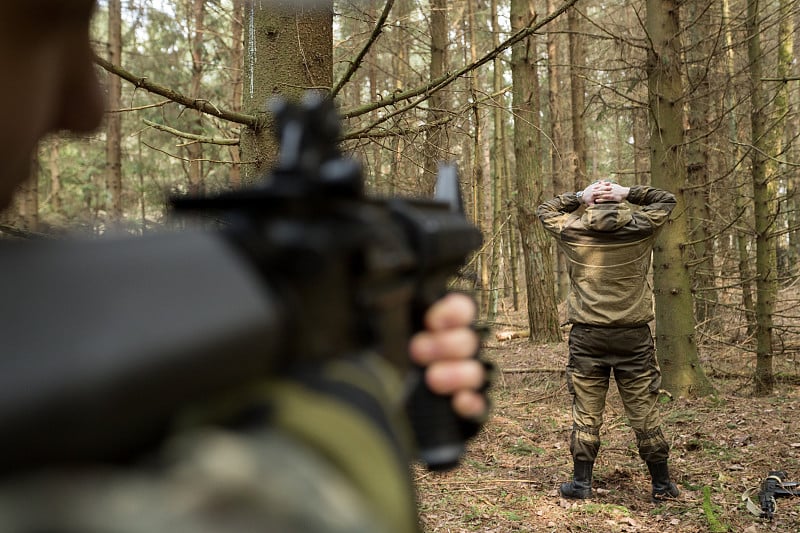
[94,55,259,129]
[341,0,578,124]
[496,329,530,341]
[330,0,394,99]
[143,119,239,146]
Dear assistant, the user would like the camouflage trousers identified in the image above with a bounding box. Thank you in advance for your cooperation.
[566,324,669,464]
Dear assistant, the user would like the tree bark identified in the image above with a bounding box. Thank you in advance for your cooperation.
[240,1,333,181]
[646,0,713,397]
[186,0,205,196]
[421,0,448,196]
[746,0,778,396]
[106,0,123,222]
[511,0,561,344]
[567,6,586,189]
[684,0,718,331]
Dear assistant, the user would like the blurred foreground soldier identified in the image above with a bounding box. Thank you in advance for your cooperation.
[537,180,680,503]
[0,1,488,532]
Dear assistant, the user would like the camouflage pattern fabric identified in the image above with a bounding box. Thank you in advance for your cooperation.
[566,324,669,464]
[0,354,420,533]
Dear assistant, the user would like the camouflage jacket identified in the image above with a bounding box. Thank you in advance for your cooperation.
[537,185,676,327]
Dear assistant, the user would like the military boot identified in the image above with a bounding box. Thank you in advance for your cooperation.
[560,460,593,499]
[647,461,680,502]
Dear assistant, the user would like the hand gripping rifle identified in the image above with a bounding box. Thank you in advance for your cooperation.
[0,93,482,474]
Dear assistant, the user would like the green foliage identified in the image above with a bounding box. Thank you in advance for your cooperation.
[702,485,730,532]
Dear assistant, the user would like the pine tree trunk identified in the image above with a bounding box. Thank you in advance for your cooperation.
[106,0,123,222]
[488,0,504,321]
[567,7,586,189]
[747,0,778,396]
[646,0,713,397]
[546,0,568,302]
[685,0,718,331]
[228,0,244,189]
[240,1,333,180]
[510,0,561,343]
[421,0,447,196]
[186,0,205,197]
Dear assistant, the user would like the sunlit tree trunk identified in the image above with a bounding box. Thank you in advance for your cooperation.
[228,0,244,189]
[511,0,561,343]
[567,6,586,189]
[747,0,778,396]
[684,0,718,331]
[646,0,713,397]
[421,0,448,196]
[240,1,333,180]
[107,0,123,222]
[186,0,205,196]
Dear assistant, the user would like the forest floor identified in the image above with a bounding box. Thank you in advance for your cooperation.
[415,300,800,533]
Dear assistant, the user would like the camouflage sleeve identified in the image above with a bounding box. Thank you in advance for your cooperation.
[536,193,582,236]
[0,354,419,533]
[626,185,676,230]
[0,427,393,533]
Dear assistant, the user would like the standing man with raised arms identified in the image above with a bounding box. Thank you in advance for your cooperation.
[537,180,680,503]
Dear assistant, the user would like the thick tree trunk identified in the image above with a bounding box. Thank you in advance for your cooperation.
[511,0,561,343]
[646,0,713,397]
[684,0,718,331]
[240,1,333,181]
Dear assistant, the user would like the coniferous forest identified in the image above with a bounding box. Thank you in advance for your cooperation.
[2,1,800,530]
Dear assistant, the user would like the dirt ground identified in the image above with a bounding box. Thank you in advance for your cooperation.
[415,304,800,533]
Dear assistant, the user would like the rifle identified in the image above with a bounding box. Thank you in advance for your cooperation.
[756,471,800,520]
[0,93,482,474]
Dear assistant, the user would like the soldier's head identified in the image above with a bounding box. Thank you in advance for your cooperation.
[0,0,104,209]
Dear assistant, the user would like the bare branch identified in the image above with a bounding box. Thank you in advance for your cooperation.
[94,55,260,129]
[330,0,394,99]
[143,119,239,146]
[341,0,578,124]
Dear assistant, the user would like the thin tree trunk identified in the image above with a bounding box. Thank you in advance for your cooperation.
[488,0,504,321]
[186,0,205,196]
[107,0,123,222]
[228,0,244,189]
[421,0,448,196]
[723,0,756,336]
[568,6,586,189]
[546,0,568,302]
[684,0,718,331]
[240,1,333,180]
[467,0,489,314]
[747,0,778,396]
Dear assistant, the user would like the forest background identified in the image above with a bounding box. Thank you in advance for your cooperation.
[1,0,799,530]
